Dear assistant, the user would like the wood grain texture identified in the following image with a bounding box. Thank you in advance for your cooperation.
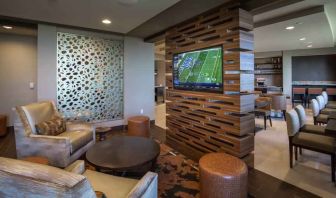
[165,1,255,158]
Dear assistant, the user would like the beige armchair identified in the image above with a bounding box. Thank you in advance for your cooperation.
[14,101,95,168]
[0,157,158,198]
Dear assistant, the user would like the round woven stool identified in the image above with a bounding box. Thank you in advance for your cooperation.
[199,153,248,198]
[127,116,150,137]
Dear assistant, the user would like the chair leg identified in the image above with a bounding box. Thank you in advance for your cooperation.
[294,146,298,161]
[289,142,293,168]
[264,116,267,130]
[269,116,272,127]
[299,147,302,155]
[332,154,335,182]
[282,110,286,121]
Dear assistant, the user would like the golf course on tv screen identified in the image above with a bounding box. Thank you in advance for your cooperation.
[173,46,223,92]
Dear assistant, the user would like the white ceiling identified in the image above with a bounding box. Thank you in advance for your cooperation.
[254,0,336,52]
[0,0,180,34]
[254,12,333,52]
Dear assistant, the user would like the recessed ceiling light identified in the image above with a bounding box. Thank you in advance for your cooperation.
[285,26,295,30]
[307,44,313,48]
[2,25,12,29]
[299,37,306,41]
[102,19,111,24]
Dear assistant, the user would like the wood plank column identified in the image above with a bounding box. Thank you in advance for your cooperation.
[165,2,255,160]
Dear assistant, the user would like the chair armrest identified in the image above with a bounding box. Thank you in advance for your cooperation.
[64,160,85,174]
[127,172,158,198]
[19,134,72,167]
[29,134,70,145]
[66,122,94,132]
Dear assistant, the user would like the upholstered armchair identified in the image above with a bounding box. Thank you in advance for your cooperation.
[0,157,158,198]
[14,101,95,168]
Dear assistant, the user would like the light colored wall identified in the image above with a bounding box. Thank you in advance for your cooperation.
[282,47,336,97]
[37,25,57,101]
[0,33,37,125]
[37,25,155,126]
[124,37,155,123]
[155,60,165,87]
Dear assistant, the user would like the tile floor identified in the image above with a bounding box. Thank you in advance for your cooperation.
[155,103,336,197]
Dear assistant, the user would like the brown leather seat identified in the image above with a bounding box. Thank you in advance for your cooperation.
[127,116,150,138]
[300,125,325,134]
[292,133,335,153]
[316,114,328,124]
[199,153,247,198]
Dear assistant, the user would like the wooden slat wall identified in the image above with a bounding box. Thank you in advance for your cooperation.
[165,2,255,158]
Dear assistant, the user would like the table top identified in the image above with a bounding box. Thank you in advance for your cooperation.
[86,136,160,171]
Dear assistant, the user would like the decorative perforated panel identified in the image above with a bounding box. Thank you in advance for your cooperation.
[57,32,124,122]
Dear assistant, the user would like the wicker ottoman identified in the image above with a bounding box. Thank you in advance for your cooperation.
[199,153,248,198]
[0,115,7,137]
[127,116,150,137]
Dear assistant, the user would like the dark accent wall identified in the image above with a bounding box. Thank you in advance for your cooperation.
[292,54,336,81]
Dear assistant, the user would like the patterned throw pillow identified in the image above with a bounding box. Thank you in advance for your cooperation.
[35,117,66,136]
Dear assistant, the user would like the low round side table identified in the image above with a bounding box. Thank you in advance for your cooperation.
[96,127,111,141]
[22,156,49,165]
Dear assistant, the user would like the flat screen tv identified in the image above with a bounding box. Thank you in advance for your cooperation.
[173,46,223,93]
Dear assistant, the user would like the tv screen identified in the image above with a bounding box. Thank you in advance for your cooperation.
[173,46,223,93]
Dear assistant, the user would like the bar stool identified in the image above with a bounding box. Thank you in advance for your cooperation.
[292,88,306,107]
[307,88,323,108]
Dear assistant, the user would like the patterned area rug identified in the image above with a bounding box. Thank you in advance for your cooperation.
[156,143,200,198]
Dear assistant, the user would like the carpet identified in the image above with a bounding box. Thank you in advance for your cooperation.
[156,143,200,198]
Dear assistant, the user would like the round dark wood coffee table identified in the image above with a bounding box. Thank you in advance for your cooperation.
[86,136,160,173]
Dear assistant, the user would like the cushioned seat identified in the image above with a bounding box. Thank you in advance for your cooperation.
[59,130,93,154]
[321,108,336,115]
[84,170,138,198]
[326,103,336,109]
[301,124,325,135]
[15,101,96,168]
[316,114,329,124]
[292,133,336,153]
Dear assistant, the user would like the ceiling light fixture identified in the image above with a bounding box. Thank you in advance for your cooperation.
[102,19,111,24]
[307,44,313,48]
[299,37,306,41]
[2,25,12,29]
[285,26,295,30]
